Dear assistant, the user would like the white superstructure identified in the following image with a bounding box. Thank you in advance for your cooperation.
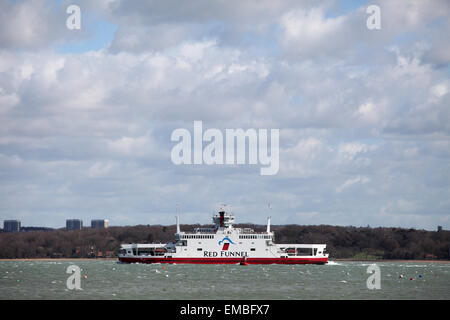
[118,210,329,264]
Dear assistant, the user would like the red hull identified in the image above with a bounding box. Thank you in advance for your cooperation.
[118,257,328,265]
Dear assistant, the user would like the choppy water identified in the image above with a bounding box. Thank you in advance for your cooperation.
[0,260,449,300]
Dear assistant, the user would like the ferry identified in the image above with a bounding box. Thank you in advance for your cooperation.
[118,210,329,264]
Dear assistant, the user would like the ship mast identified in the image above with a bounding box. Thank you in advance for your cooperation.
[176,204,180,234]
[267,203,271,233]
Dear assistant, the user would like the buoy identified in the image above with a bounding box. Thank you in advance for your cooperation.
[419,274,423,278]
[83,275,88,279]
[162,266,166,270]
[410,278,414,281]
[399,274,404,278]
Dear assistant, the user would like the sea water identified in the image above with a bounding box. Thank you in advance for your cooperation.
[0,260,448,299]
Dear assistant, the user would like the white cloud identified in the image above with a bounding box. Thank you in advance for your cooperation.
[338,143,376,161]
[0,1,448,230]
[336,176,370,193]
[107,135,153,157]
[280,7,347,50]
[0,89,19,114]
[88,161,115,178]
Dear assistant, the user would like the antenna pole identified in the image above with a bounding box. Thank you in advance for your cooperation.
[176,204,180,234]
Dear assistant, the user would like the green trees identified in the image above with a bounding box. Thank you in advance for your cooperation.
[0,224,448,259]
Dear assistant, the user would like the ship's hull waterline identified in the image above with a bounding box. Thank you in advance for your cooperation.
[118,257,328,265]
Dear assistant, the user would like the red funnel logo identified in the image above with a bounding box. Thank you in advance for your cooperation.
[218,237,235,251]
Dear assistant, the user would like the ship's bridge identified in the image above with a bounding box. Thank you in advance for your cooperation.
[213,210,235,229]
[174,210,275,238]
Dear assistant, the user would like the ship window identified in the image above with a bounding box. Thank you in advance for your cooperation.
[197,248,202,251]
[296,248,313,256]
[250,248,255,251]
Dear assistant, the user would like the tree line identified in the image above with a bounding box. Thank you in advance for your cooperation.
[0,224,448,260]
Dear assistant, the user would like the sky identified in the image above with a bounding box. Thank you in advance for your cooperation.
[0,0,449,230]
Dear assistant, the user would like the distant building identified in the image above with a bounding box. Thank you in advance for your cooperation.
[437,226,442,232]
[91,219,109,229]
[66,219,83,231]
[3,220,21,232]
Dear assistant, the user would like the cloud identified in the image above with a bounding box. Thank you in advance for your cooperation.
[0,1,449,230]
[336,176,370,193]
[88,161,115,178]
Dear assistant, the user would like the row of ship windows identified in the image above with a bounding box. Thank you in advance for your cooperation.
[178,234,273,240]
[179,235,214,239]
[239,235,272,239]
